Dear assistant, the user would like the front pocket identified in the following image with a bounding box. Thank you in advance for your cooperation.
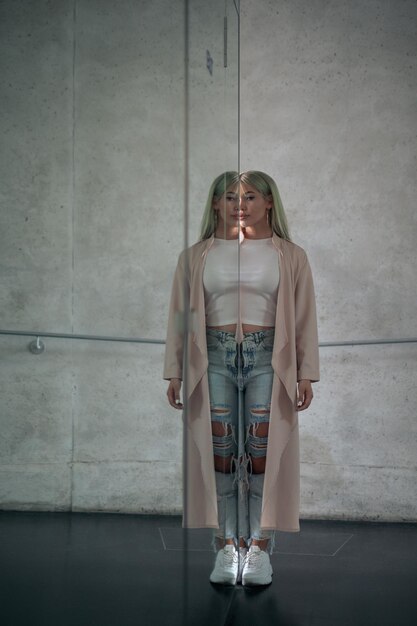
[261,335,275,351]
[206,335,220,351]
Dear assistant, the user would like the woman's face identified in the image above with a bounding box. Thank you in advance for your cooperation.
[212,184,239,231]
[213,183,272,232]
[238,183,272,230]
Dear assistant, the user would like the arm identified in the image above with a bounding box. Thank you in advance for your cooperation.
[163,251,190,409]
[297,379,314,411]
[166,378,183,410]
[294,251,320,410]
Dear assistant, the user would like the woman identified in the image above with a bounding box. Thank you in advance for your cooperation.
[163,171,319,586]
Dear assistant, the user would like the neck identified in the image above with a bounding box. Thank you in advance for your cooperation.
[241,226,273,240]
[214,224,272,240]
[214,225,240,240]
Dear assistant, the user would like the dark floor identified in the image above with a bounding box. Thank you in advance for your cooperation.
[0,512,416,626]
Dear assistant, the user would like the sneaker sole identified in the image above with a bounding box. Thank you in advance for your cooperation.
[209,575,237,585]
[242,565,273,587]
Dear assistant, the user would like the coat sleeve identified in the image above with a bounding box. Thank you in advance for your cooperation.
[294,251,320,383]
[162,250,190,381]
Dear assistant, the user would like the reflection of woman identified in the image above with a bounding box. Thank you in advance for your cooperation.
[164,171,319,586]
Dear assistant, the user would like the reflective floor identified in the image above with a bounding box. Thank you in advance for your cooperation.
[1,511,416,625]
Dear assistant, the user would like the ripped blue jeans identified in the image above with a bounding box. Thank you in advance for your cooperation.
[206,328,275,554]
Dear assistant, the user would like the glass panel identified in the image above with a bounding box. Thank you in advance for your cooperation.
[0,0,186,341]
[180,0,241,607]
[187,0,239,244]
[0,0,240,619]
[72,2,186,340]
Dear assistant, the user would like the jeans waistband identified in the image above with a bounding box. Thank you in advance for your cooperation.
[206,328,275,342]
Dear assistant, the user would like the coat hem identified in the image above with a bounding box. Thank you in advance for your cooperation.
[181,524,301,532]
[262,525,300,533]
[182,523,220,530]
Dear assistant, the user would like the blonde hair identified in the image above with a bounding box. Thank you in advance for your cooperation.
[199,170,291,241]
[199,171,240,240]
[239,171,291,241]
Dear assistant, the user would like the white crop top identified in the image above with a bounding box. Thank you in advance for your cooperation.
[203,236,279,327]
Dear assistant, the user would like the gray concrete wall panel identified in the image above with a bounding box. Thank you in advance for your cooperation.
[0,337,73,464]
[241,0,417,522]
[0,0,74,331]
[0,462,71,511]
[72,342,180,464]
[72,459,181,514]
[73,0,185,338]
[0,0,416,522]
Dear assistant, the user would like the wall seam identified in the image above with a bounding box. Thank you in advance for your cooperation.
[69,0,77,513]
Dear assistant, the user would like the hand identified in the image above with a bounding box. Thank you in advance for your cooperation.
[297,379,313,411]
[167,378,183,409]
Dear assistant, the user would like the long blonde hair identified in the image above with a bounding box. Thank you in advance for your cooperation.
[199,170,291,241]
[199,171,240,240]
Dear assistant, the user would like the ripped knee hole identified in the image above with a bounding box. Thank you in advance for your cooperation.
[249,422,269,438]
[211,421,232,437]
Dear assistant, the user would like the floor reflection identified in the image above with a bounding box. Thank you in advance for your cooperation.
[0,512,416,626]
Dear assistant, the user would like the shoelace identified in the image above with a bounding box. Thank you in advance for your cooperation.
[244,549,262,570]
[223,548,238,567]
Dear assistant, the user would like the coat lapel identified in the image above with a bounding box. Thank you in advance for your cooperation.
[271,235,298,403]
[271,234,289,355]
[185,236,214,400]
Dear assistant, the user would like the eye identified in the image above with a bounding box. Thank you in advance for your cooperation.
[245,195,255,201]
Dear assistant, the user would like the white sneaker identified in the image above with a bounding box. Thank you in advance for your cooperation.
[241,545,273,586]
[237,547,248,584]
[209,545,239,585]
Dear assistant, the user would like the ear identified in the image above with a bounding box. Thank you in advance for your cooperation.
[266,194,273,209]
[212,196,219,210]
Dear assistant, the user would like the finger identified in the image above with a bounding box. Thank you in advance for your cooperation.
[173,388,182,407]
[168,387,183,409]
[298,391,313,411]
[297,386,305,406]
[167,387,178,409]
[297,395,305,410]
[173,392,183,409]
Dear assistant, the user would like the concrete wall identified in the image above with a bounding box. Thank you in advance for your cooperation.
[1,0,416,522]
[240,0,417,521]
[0,0,238,513]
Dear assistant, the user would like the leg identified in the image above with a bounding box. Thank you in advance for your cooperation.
[207,341,242,585]
[239,371,275,586]
[207,368,239,548]
[245,369,275,553]
[211,415,234,474]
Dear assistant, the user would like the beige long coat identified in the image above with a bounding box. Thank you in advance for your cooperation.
[163,233,320,532]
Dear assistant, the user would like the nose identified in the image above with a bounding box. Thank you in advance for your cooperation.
[239,196,246,209]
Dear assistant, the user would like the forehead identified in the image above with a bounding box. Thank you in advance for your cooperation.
[224,184,258,194]
[239,183,259,194]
